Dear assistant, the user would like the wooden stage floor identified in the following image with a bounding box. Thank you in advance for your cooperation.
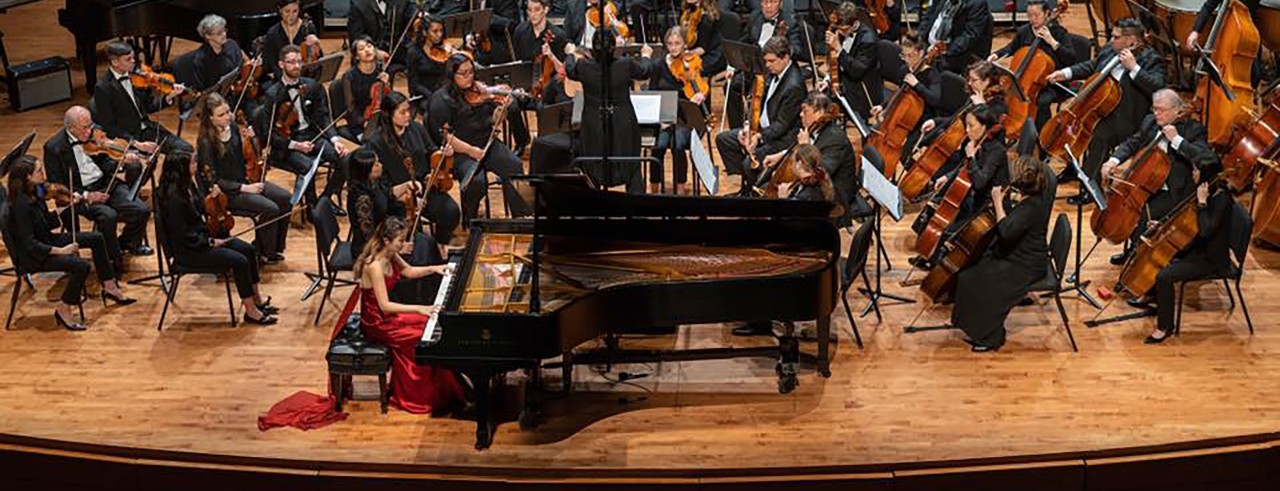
[0,2,1278,481]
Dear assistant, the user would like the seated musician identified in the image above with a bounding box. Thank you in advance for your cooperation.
[822,2,882,119]
[784,144,845,221]
[1101,89,1216,265]
[913,60,1006,176]
[406,16,452,117]
[1137,165,1233,344]
[1047,17,1166,187]
[725,0,802,127]
[716,36,806,196]
[987,0,1076,130]
[756,92,857,224]
[952,155,1055,352]
[348,0,415,67]
[426,53,533,221]
[681,0,727,78]
[647,26,710,195]
[363,92,462,245]
[347,147,450,304]
[457,0,521,66]
[261,45,351,207]
[563,29,654,193]
[191,15,251,100]
[43,106,153,259]
[339,37,391,142]
[565,0,630,51]
[355,216,465,414]
[870,34,945,171]
[515,0,578,175]
[6,156,136,331]
[196,93,293,264]
[157,150,278,325]
[261,0,322,81]
[91,42,194,157]
[918,0,993,74]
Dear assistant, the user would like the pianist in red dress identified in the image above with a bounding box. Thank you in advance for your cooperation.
[355,215,464,414]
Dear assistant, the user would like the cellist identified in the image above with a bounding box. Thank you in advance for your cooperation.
[1046,17,1166,188]
[913,60,1006,178]
[1134,164,1234,344]
[869,34,945,172]
[1187,0,1262,54]
[1101,89,1217,266]
[987,0,1076,130]
[755,92,858,226]
[822,2,882,120]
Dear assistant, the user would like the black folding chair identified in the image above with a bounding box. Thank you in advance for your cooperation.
[1173,202,1255,336]
[1023,213,1079,352]
[153,209,238,331]
[1,202,84,330]
[838,220,875,348]
[305,196,357,325]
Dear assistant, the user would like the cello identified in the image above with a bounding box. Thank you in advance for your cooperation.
[1251,161,1280,246]
[1113,179,1225,299]
[1221,88,1280,191]
[1005,0,1069,140]
[864,0,890,35]
[1089,132,1171,244]
[919,206,997,303]
[866,43,946,179]
[1039,56,1124,162]
[1191,0,1259,148]
[898,100,975,201]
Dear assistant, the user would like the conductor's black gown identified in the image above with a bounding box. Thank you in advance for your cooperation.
[564,54,651,192]
[952,163,1057,348]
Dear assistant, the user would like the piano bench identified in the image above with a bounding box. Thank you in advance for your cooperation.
[327,314,392,414]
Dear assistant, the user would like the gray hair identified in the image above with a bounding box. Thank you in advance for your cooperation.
[197,15,227,38]
[63,106,91,129]
[1154,88,1184,109]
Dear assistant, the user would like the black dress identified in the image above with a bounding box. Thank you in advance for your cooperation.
[406,45,447,115]
[952,162,1058,348]
[565,54,652,192]
[346,179,444,305]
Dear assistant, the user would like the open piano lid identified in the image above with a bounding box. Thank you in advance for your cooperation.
[522,174,836,220]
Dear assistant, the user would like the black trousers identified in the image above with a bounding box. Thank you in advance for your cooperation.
[227,182,292,256]
[1083,117,1135,183]
[652,125,691,185]
[276,131,347,205]
[715,128,765,192]
[724,71,752,130]
[72,170,150,259]
[454,141,530,222]
[420,189,461,245]
[140,123,193,155]
[175,238,259,299]
[41,231,114,305]
[1154,258,1223,332]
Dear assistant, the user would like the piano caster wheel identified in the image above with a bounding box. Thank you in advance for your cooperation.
[475,422,495,451]
[820,368,832,378]
[518,407,542,430]
[775,362,799,394]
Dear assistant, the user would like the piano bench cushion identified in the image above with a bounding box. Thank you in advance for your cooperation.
[327,314,391,374]
[329,241,355,271]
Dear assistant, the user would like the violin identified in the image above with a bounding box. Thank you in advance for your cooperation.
[681,3,702,47]
[201,166,235,237]
[1040,55,1125,162]
[364,63,393,122]
[299,14,323,64]
[45,183,76,209]
[587,1,630,39]
[238,111,267,184]
[428,43,450,63]
[747,74,765,139]
[426,123,456,194]
[273,84,305,140]
[129,64,179,96]
[229,57,263,102]
[1006,0,1068,140]
[533,30,558,99]
[464,82,527,107]
[825,12,842,96]
[919,205,997,303]
[1191,0,1259,148]
[81,128,134,161]
[866,43,946,178]
[1090,130,1173,244]
[669,52,710,101]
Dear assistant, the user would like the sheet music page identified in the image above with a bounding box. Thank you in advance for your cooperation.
[690,129,719,195]
[861,156,903,221]
[631,94,663,124]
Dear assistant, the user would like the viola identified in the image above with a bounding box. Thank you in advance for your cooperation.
[230,57,263,102]
[532,30,558,99]
[587,1,630,39]
[1005,0,1068,140]
[669,52,709,101]
[919,205,997,303]
[299,14,323,64]
[1114,181,1223,299]
[45,183,76,209]
[866,43,946,178]
[1040,56,1124,162]
[82,128,133,161]
[129,64,179,96]
[201,166,235,237]
[464,82,528,107]
[273,84,305,140]
[428,43,450,63]
[681,3,702,46]
[364,69,393,123]
[825,12,841,96]
[1090,132,1172,244]
[1191,0,1259,148]
[238,111,267,184]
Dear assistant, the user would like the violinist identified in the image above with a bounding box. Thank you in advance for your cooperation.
[91,42,193,156]
[363,92,462,245]
[1101,89,1216,266]
[564,28,655,193]
[716,36,806,195]
[1047,17,1166,186]
[339,37,391,141]
[157,150,278,325]
[822,2,882,119]
[426,53,532,220]
[987,0,1076,130]
[191,15,251,97]
[918,0,993,74]
[951,155,1056,352]
[43,106,153,260]
[565,0,630,50]
[514,0,571,104]
[1136,164,1234,344]
[406,16,451,117]
[724,0,802,127]
[196,93,293,264]
[261,45,350,207]
[6,156,136,331]
[646,26,710,195]
[348,0,415,67]
[260,0,322,80]
[347,148,449,305]
[681,0,727,77]
[449,0,521,66]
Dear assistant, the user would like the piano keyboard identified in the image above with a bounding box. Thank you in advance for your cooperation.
[421,255,461,345]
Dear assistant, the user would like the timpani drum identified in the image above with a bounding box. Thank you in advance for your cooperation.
[1150,0,1208,48]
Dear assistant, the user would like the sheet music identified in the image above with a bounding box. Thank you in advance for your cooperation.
[631,94,663,124]
[690,129,719,195]
[861,156,903,221]
[290,151,324,206]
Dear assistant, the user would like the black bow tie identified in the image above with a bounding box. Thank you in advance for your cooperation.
[285,82,301,91]
[117,75,130,82]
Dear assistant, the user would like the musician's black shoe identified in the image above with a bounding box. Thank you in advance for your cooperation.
[970,343,1002,353]
[1126,295,1155,309]
[1110,250,1130,266]
[243,313,278,325]
[128,244,154,256]
[908,255,932,270]
[1056,168,1078,184]
[1144,328,1172,344]
[1066,194,1087,206]
[732,321,774,337]
[261,253,284,265]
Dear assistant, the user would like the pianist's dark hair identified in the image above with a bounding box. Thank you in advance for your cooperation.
[354,216,408,280]
[105,42,133,61]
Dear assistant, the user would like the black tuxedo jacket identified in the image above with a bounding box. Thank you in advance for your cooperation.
[1110,115,1216,204]
[836,23,883,116]
[1065,45,1167,135]
[348,0,415,50]
[42,129,121,192]
[259,77,336,153]
[758,63,807,153]
[91,72,165,141]
[810,120,859,220]
[919,0,993,73]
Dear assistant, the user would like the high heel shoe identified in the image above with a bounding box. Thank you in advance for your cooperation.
[102,290,137,306]
[1144,329,1172,344]
[54,311,87,331]
[243,312,278,326]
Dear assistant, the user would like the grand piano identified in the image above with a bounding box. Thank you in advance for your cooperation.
[58,0,323,94]
[417,176,840,450]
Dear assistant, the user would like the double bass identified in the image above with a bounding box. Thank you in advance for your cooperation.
[1089,132,1171,244]
[865,43,946,179]
[1191,0,1259,148]
[1039,56,1124,162]
[1005,0,1069,140]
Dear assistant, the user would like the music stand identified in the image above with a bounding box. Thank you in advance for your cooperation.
[476,60,533,91]
[724,40,766,78]
[0,129,35,178]
[302,52,346,85]
[676,99,711,195]
[689,129,719,196]
[614,43,662,60]
[858,155,914,321]
[441,10,492,40]
[1050,144,1105,310]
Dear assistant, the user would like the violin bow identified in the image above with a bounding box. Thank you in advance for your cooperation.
[228,206,306,240]
[307,109,351,145]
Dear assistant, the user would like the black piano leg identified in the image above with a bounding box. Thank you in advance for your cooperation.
[471,371,496,450]
[519,366,543,430]
[776,333,800,394]
[80,41,99,96]
[817,314,832,377]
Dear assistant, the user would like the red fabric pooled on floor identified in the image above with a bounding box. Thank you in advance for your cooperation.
[257,390,348,431]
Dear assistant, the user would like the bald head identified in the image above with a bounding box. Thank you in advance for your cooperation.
[64,106,94,140]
